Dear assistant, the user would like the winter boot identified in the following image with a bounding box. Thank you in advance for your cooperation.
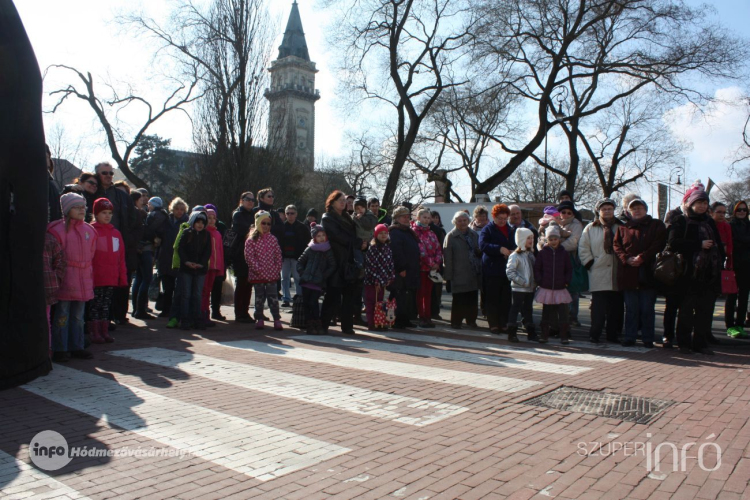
[525,323,538,342]
[507,325,520,343]
[255,320,265,330]
[539,322,550,344]
[131,289,139,317]
[134,292,154,319]
[99,320,115,343]
[274,319,283,331]
[560,323,571,344]
[203,311,216,328]
[306,320,316,335]
[88,321,105,344]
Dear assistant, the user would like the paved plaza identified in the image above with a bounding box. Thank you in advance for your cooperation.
[2,296,750,499]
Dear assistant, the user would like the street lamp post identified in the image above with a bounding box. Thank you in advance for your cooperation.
[665,165,685,211]
[543,93,567,202]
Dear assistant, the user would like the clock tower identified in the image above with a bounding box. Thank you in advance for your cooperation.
[266,1,320,171]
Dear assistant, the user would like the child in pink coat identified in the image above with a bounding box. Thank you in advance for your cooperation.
[90,198,128,344]
[244,211,283,330]
[47,193,97,362]
[411,208,443,328]
[201,208,225,326]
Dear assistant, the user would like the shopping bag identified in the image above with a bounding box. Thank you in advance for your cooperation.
[721,270,738,295]
[291,295,306,329]
[567,253,589,294]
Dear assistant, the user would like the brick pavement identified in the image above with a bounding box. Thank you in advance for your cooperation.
[2,295,750,499]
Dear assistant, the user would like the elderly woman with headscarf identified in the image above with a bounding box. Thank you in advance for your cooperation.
[479,204,516,334]
[443,211,482,329]
[579,198,624,344]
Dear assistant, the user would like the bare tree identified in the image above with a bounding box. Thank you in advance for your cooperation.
[733,96,750,167]
[470,0,748,195]
[45,65,201,191]
[325,0,476,208]
[46,123,86,189]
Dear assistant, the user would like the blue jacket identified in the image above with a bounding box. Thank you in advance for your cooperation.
[479,223,517,278]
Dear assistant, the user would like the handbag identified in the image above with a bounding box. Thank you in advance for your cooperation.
[290,295,306,329]
[654,247,685,287]
[721,270,738,295]
[567,253,589,294]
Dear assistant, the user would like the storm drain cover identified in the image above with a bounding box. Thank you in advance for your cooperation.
[524,386,675,424]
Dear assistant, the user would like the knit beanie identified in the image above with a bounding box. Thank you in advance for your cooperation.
[556,200,576,213]
[392,206,410,219]
[374,224,389,238]
[595,198,616,212]
[148,197,164,209]
[60,193,87,216]
[543,206,559,216]
[307,208,319,218]
[686,186,709,208]
[205,203,217,212]
[557,190,573,201]
[93,198,114,216]
[255,210,271,226]
[682,180,706,205]
[515,227,533,249]
[206,208,216,219]
[310,224,326,238]
[192,205,207,213]
[546,225,561,239]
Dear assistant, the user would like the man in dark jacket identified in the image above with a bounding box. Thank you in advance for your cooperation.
[508,205,539,254]
[389,206,421,328]
[368,197,392,226]
[230,192,256,323]
[280,205,312,306]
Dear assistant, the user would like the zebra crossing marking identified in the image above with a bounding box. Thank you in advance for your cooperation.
[21,366,349,481]
[0,448,91,500]
[215,340,541,392]
[290,335,591,375]
[110,348,469,426]
[355,331,626,364]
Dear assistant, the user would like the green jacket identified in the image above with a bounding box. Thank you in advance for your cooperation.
[171,222,190,270]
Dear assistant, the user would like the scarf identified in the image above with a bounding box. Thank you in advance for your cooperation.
[599,216,616,254]
[308,240,331,251]
[460,230,482,275]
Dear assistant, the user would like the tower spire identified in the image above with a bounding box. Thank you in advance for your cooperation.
[278,1,309,61]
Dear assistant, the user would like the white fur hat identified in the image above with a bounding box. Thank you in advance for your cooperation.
[515,227,534,249]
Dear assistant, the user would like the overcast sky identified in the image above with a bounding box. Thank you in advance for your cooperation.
[15,0,750,203]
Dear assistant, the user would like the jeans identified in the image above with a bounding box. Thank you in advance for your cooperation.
[132,251,154,307]
[52,301,85,352]
[281,258,302,302]
[254,282,281,321]
[508,291,534,327]
[623,289,657,343]
[179,272,205,323]
[590,291,624,341]
[451,291,478,327]
[303,287,322,321]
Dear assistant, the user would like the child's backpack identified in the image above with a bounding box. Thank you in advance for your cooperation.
[290,295,306,329]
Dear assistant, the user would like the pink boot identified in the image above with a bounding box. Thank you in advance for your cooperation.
[99,320,115,343]
[274,320,283,331]
[89,321,105,344]
[255,320,265,330]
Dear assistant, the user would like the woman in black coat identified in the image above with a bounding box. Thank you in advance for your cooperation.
[320,191,363,335]
[728,201,750,332]
[157,198,189,317]
[229,192,256,322]
[389,206,422,328]
[669,188,724,355]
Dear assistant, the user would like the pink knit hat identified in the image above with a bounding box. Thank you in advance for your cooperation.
[374,224,389,238]
[682,180,706,205]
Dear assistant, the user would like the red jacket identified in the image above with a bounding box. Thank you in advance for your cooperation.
[716,220,733,269]
[91,222,128,288]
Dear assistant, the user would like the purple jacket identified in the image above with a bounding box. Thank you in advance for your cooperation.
[534,245,572,290]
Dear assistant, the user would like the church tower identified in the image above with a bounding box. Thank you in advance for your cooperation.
[266,1,320,171]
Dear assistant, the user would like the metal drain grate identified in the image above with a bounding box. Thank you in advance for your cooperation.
[524,387,675,424]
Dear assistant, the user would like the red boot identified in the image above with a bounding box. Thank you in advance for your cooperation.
[88,321,105,344]
[99,320,115,343]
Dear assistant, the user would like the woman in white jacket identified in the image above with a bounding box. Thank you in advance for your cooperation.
[578,198,624,343]
[506,228,537,342]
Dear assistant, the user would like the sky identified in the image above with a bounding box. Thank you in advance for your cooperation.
[14,0,750,205]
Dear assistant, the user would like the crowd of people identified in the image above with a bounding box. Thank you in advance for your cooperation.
[44,152,749,361]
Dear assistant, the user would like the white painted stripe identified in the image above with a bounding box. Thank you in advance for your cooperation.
[290,336,590,375]
[441,327,652,353]
[215,340,541,393]
[0,449,90,500]
[110,348,468,426]
[356,332,626,364]
[21,366,349,481]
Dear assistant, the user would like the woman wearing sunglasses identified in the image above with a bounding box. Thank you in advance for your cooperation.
[729,201,750,335]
